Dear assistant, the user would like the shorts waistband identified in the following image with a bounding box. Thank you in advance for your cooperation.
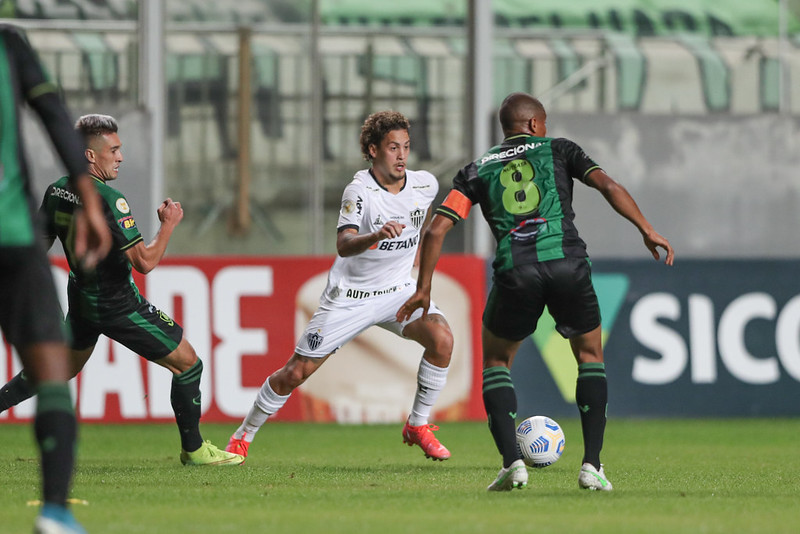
[337,282,412,300]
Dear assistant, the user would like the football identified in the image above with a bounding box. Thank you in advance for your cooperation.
[516,415,565,468]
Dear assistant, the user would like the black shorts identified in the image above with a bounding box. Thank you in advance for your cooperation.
[483,257,601,341]
[0,245,65,349]
[67,291,183,361]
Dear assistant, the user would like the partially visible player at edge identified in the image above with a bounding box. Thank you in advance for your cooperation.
[0,24,111,534]
[0,114,244,471]
[226,110,454,461]
[398,92,674,492]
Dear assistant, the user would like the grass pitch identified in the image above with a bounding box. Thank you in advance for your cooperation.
[1,418,798,533]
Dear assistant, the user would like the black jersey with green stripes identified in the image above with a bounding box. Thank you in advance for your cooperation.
[0,24,87,247]
[439,135,600,273]
[40,175,144,316]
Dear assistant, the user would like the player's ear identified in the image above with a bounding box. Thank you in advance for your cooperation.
[530,115,544,136]
[85,148,95,163]
[368,143,378,160]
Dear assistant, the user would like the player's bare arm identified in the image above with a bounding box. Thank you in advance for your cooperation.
[585,168,674,266]
[397,214,454,322]
[125,198,183,274]
[336,221,405,257]
[413,208,434,267]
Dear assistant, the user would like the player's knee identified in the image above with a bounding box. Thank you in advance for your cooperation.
[436,318,454,350]
[413,318,453,357]
[427,328,453,365]
[160,341,199,374]
[437,328,454,358]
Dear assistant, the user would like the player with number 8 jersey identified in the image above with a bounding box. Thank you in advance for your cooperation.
[437,135,598,272]
[398,92,673,491]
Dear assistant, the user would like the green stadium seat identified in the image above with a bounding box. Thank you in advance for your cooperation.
[604,33,646,110]
[356,40,432,158]
[678,34,730,112]
[71,32,118,95]
[166,36,232,156]
[253,44,282,138]
[494,39,530,103]
[548,38,583,89]
[758,56,780,111]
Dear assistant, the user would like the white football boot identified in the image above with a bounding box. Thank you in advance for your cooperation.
[487,459,528,491]
[578,462,613,491]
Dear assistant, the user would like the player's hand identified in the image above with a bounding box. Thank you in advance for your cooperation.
[396,289,430,322]
[643,230,674,266]
[375,221,405,241]
[157,198,184,226]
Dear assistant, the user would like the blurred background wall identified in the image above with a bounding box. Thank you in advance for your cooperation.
[5,0,799,259]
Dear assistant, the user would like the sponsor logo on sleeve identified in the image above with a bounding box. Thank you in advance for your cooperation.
[117,215,136,230]
[115,198,130,214]
[341,199,355,215]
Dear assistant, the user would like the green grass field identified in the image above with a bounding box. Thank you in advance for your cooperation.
[2,418,798,533]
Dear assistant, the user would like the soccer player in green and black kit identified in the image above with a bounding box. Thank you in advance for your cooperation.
[398,92,674,492]
[0,24,111,534]
[0,114,244,468]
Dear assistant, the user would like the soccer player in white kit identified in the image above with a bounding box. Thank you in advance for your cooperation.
[226,111,454,461]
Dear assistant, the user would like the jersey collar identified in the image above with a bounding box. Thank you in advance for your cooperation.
[368,168,406,193]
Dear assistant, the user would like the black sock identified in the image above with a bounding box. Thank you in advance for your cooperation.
[34,382,76,506]
[576,362,607,470]
[0,371,36,412]
[482,366,521,468]
[170,359,204,452]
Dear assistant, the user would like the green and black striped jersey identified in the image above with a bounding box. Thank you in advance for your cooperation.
[437,135,600,273]
[40,175,143,315]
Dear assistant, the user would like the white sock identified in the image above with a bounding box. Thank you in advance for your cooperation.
[233,378,291,441]
[407,358,448,427]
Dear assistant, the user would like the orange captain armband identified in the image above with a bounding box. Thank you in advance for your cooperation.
[439,189,472,221]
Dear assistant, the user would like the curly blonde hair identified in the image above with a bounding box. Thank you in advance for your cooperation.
[359,110,410,161]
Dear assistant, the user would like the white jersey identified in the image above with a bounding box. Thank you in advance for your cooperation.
[324,168,438,300]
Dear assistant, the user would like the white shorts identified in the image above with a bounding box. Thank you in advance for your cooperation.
[295,282,444,358]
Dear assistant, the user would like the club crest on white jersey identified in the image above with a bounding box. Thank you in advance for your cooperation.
[410,207,425,229]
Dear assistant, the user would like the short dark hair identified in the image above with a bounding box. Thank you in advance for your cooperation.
[498,92,546,135]
[359,111,410,161]
[75,114,118,143]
